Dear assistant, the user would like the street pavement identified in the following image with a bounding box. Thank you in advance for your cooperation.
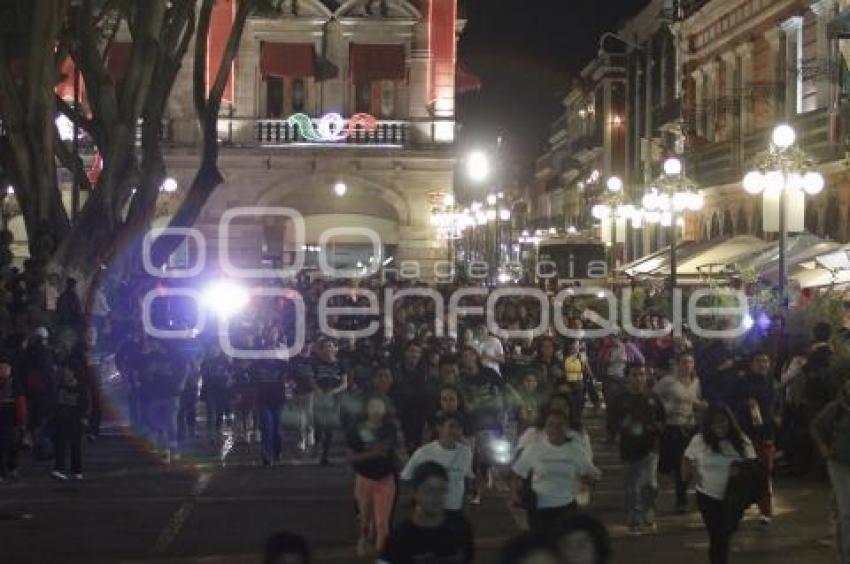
[0,412,838,564]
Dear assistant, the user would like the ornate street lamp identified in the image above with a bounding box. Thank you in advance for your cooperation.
[592,175,637,276]
[641,156,703,291]
[741,124,824,307]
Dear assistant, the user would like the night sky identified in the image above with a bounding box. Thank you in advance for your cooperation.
[457,0,650,173]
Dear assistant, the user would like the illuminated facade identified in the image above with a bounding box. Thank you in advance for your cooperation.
[158,0,468,277]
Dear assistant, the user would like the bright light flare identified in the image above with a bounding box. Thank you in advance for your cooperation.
[772,124,796,149]
[202,280,250,318]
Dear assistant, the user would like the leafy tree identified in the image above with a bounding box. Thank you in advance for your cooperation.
[0,0,277,289]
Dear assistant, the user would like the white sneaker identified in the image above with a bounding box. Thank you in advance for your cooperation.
[51,470,68,481]
[759,515,773,527]
[72,473,83,481]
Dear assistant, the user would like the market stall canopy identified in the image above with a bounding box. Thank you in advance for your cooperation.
[675,235,771,278]
[621,239,714,277]
[754,234,841,285]
[792,243,850,288]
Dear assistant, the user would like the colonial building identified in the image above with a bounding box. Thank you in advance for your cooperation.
[680,0,849,243]
[148,0,469,278]
[525,0,850,267]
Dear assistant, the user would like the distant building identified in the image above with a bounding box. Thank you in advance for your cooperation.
[524,0,850,265]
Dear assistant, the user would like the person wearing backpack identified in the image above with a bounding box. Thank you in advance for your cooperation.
[811,378,850,564]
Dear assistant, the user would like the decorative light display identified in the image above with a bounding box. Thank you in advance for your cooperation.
[286,112,378,143]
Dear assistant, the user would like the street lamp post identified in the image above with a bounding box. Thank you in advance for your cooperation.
[641,156,703,293]
[742,124,824,307]
[592,176,631,280]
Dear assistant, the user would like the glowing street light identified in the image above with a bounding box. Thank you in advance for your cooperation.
[333,181,347,197]
[160,177,178,193]
[467,151,490,183]
[742,124,825,306]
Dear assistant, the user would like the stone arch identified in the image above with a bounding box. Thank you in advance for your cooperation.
[722,209,734,235]
[334,0,421,19]
[710,212,721,239]
[735,207,749,235]
[254,171,411,226]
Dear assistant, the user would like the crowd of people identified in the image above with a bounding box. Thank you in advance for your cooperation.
[0,274,848,564]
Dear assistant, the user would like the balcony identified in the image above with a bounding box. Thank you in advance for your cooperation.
[256,117,409,147]
[687,108,842,187]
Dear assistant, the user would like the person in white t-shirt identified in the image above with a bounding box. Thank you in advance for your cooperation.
[683,405,756,564]
[511,409,601,537]
[479,326,505,376]
[401,412,474,518]
[515,393,593,462]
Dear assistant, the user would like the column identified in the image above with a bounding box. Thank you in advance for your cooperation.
[811,0,837,109]
[736,42,754,134]
[781,16,804,118]
[691,68,705,137]
[764,27,783,123]
[720,51,737,141]
[704,61,719,142]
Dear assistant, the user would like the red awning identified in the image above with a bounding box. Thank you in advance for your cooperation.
[349,43,405,84]
[456,64,481,94]
[106,42,132,81]
[260,42,316,78]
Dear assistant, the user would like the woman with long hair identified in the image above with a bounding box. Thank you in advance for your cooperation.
[345,394,404,557]
[683,404,756,564]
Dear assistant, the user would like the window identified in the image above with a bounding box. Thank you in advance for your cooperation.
[379,80,395,118]
[265,77,312,117]
[292,78,306,113]
[353,81,397,117]
[267,77,284,118]
[355,83,372,113]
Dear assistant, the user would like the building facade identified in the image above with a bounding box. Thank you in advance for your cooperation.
[159,0,467,278]
[5,0,467,278]
[525,0,850,266]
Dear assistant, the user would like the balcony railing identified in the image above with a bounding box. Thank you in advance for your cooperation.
[256,118,409,146]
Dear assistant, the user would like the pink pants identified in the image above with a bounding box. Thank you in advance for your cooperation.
[354,474,396,550]
[756,441,776,517]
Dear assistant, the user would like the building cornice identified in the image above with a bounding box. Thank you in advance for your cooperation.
[682,0,800,63]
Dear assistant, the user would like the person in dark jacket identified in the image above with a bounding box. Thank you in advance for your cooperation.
[51,365,91,481]
[142,340,186,463]
[22,327,56,435]
[619,363,665,535]
[55,277,84,331]
[698,335,739,404]
[0,359,26,481]
[68,327,102,441]
[253,355,286,466]
[724,351,777,524]
[200,342,232,443]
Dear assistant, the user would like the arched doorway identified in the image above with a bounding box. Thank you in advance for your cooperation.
[805,205,820,235]
[736,208,749,235]
[710,213,721,239]
[723,209,734,235]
